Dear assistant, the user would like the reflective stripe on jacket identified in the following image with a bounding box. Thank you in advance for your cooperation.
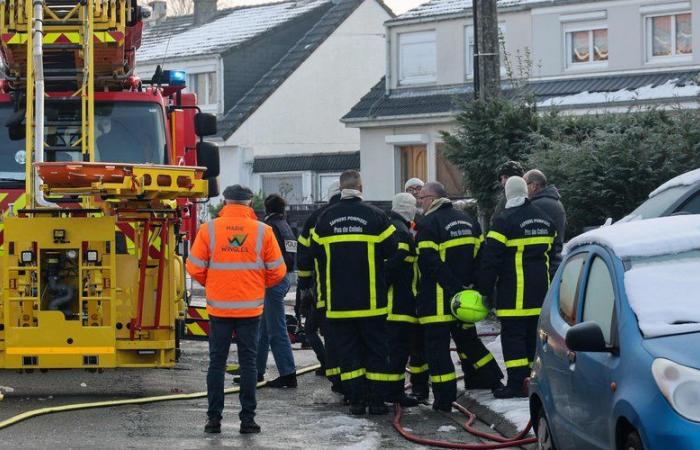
[310,197,397,319]
[186,204,287,318]
[416,200,482,325]
[385,213,419,324]
[477,200,556,318]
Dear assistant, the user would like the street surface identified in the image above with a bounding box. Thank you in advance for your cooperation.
[0,299,532,449]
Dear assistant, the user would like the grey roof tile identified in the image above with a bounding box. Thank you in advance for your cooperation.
[253,151,360,173]
[343,69,700,121]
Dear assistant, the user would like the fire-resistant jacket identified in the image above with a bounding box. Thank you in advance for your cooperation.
[385,212,419,324]
[187,204,287,318]
[416,200,483,325]
[296,194,340,309]
[310,196,396,319]
[478,200,557,318]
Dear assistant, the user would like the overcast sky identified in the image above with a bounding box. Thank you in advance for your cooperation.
[221,0,426,15]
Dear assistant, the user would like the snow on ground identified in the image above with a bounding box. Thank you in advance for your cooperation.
[462,338,532,432]
[566,215,700,258]
[315,415,381,449]
[437,425,458,432]
[537,79,700,108]
[625,256,700,338]
[649,168,700,198]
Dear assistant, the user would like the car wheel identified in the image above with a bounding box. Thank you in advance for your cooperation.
[536,408,557,450]
[623,430,644,450]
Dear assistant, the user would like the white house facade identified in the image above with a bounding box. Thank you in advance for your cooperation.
[343,0,700,201]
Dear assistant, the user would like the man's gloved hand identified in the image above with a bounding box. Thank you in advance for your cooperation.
[299,288,315,313]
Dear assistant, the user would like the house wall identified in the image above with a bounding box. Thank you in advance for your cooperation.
[220,0,392,197]
[360,121,457,201]
[388,0,700,86]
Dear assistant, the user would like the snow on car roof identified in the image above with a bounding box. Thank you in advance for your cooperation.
[566,215,700,258]
[649,168,700,198]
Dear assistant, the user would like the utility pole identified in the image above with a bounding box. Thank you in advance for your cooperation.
[472,0,500,99]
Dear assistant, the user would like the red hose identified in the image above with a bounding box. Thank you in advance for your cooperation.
[451,402,537,445]
[393,404,537,449]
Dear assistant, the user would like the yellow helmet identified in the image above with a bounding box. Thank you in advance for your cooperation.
[450,290,488,323]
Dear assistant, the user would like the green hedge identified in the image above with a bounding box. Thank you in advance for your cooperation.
[442,97,700,237]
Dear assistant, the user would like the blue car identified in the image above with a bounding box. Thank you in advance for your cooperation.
[529,215,700,450]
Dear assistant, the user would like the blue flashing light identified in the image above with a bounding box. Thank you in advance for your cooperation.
[164,70,187,87]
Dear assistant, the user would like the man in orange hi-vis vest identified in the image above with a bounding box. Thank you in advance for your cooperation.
[187,184,286,435]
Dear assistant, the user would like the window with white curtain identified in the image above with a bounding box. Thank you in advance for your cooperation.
[646,12,692,61]
[399,31,437,85]
[187,71,218,106]
[564,22,608,68]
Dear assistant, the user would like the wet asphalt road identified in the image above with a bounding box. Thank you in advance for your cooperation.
[0,336,534,450]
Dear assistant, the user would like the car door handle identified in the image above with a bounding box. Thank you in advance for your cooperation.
[567,351,576,364]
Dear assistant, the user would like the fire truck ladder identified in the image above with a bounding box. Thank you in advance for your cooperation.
[0,0,129,207]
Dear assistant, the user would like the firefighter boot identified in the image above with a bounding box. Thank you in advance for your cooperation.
[204,418,221,434]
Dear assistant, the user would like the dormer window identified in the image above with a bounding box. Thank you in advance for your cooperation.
[398,31,437,85]
[646,12,692,61]
[564,23,608,68]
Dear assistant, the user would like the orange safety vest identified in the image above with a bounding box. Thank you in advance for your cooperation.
[186,204,287,318]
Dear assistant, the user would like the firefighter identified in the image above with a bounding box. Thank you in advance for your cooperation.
[416,182,504,412]
[384,193,427,406]
[187,185,287,435]
[478,176,557,399]
[296,181,343,392]
[310,170,397,415]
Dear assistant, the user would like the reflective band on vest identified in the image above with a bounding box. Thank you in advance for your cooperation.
[188,255,209,268]
[505,358,530,369]
[366,372,405,381]
[340,368,366,381]
[207,299,264,310]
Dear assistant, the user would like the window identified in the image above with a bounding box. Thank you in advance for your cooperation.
[187,72,218,105]
[399,31,437,85]
[582,257,616,345]
[565,26,608,67]
[261,174,304,205]
[558,253,587,325]
[678,191,700,215]
[465,24,507,79]
[318,173,341,202]
[436,143,465,197]
[399,145,427,191]
[646,12,692,60]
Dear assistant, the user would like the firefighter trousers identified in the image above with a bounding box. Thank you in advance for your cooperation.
[327,317,391,407]
[424,322,503,409]
[500,316,539,389]
[386,321,429,401]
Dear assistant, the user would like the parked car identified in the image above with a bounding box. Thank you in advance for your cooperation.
[529,215,700,450]
[619,168,700,223]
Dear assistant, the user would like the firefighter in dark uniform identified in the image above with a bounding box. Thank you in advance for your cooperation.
[416,182,504,412]
[310,170,397,415]
[478,176,557,399]
[296,181,342,392]
[384,193,427,406]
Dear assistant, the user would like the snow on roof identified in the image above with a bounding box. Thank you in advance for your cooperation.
[626,257,700,338]
[137,0,329,62]
[566,215,700,258]
[649,168,700,198]
[394,0,552,21]
[537,79,700,108]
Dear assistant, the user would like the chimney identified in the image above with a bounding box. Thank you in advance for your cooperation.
[148,1,167,24]
[194,0,217,26]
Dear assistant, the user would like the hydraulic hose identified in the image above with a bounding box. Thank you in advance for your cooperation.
[0,363,320,431]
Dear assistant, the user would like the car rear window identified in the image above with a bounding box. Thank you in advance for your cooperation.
[626,251,700,338]
[621,186,690,222]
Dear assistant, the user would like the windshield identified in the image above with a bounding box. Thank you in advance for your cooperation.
[619,185,690,222]
[0,106,26,180]
[0,101,167,181]
[625,250,700,338]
